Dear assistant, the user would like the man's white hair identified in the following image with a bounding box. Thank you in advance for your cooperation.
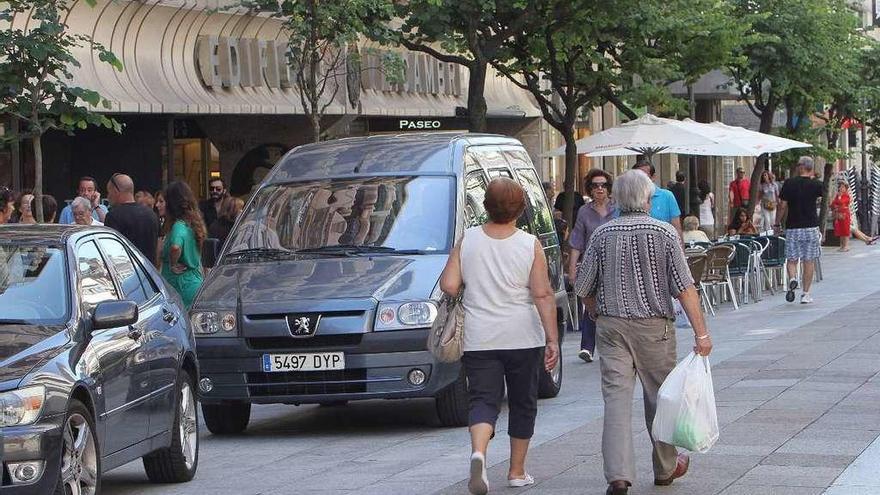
[71,196,91,212]
[798,156,815,171]
[615,170,655,212]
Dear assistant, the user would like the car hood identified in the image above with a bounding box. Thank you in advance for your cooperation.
[0,324,68,387]
[196,255,448,310]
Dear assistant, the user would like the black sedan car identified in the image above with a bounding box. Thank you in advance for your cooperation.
[0,225,199,494]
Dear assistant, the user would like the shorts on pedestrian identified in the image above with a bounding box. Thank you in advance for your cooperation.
[461,347,542,439]
[785,227,822,261]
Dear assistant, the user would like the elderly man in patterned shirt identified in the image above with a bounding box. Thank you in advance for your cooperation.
[575,170,712,495]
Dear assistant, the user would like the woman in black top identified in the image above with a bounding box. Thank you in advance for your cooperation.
[208,196,244,248]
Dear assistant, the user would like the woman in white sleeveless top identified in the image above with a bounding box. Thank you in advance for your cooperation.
[440,177,559,495]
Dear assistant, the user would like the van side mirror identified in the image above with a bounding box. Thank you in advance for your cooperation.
[202,238,220,268]
[92,300,138,331]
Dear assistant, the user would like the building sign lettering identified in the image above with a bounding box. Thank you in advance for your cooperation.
[195,35,462,97]
[399,119,441,130]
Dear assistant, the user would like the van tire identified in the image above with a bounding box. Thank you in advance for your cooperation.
[538,309,566,399]
[435,370,468,427]
[202,402,250,435]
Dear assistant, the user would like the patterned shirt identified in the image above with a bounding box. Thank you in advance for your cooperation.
[575,212,694,319]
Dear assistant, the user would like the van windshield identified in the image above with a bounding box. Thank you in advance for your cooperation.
[225,176,454,257]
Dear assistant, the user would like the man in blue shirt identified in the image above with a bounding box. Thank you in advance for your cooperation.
[58,176,108,224]
[633,160,683,240]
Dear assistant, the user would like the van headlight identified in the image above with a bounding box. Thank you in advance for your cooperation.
[190,311,237,336]
[0,386,46,427]
[375,301,438,331]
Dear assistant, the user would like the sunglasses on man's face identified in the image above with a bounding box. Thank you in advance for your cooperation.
[590,182,609,190]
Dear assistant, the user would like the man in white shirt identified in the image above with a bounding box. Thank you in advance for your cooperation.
[71,197,104,226]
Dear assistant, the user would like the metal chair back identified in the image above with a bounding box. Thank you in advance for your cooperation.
[703,244,735,283]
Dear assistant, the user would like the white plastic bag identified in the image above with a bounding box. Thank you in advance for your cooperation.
[652,352,719,453]
[672,299,691,329]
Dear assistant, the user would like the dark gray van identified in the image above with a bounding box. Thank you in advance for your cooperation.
[192,133,574,434]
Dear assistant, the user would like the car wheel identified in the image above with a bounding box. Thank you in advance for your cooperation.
[435,369,468,427]
[202,401,251,435]
[143,370,198,483]
[54,399,100,495]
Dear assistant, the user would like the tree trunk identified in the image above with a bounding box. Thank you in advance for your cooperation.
[747,111,776,218]
[33,134,44,223]
[817,133,839,245]
[466,61,489,133]
[308,113,321,143]
[562,126,579,228]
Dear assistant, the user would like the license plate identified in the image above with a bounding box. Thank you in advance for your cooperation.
[262,352,345,372]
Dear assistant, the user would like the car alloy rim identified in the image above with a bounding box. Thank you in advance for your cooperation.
[179,382,198,469]
[61,413,98,495]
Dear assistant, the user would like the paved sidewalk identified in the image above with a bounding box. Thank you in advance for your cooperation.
[439,245,880,495]
[101,244,880,495]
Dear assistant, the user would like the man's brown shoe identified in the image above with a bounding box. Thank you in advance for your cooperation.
[654,453,689,486]
[605,480,629,494]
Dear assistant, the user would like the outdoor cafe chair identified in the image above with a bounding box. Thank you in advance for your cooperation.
[686,252,713,316]
[702,244,738,310]
[719,241,754,305]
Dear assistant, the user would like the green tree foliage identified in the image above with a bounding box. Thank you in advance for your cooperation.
[491,0,747,225]
[0,0,122,221]
[726,0,862,216]
[390,0,531,132]
[243,0,401,142]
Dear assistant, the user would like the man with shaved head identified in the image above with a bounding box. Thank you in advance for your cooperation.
[105,173,160,265]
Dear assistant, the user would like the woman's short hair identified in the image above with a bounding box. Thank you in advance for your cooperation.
[34,195,58,223]
[584,169,613,198]
[683,215,700,231]
[614,170,655,212]
[218,196,245,222]
[484,177,526,223]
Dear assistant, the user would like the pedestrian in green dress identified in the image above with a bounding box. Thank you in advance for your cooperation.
[160,181,206,308]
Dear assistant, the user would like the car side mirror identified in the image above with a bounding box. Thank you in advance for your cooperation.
[202,238,220,269]
[92,300,139,331]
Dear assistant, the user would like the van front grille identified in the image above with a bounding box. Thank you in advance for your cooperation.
[246,369,368,396]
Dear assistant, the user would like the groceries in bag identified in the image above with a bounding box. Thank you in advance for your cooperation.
[652,352,719,453]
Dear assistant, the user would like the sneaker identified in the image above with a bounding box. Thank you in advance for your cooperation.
[469,452,488,495]
[801,293,814,304]
[786,278,799,303]
[508,474,535,488]
[578,349,593,363]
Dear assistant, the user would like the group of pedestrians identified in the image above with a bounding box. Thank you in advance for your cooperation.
[0,176,244,309]
[447,163,713,495]
[448,154,876,494]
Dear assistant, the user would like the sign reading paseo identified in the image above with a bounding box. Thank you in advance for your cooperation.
[399,120,442,130]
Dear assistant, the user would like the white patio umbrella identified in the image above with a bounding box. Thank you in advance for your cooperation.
[544,114,812,158]
[543,114,724,158]
[671,121,812,157]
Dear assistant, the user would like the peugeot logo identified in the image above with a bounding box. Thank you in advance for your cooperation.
[286,314,320,337]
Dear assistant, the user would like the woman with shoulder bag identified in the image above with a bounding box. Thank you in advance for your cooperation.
[439,177,559,495]
[758,171,779,232]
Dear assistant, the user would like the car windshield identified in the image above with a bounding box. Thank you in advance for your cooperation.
[0,244,69,325]
[224,176,453,258]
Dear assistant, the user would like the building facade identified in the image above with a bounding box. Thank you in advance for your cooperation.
[1,0,544,202]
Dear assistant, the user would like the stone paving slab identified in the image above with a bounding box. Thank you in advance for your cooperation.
[99,245,880,495]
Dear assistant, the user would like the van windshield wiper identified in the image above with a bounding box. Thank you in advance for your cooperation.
[295,245,424,256]
[225,248,297,261]
[0,319,33,325]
